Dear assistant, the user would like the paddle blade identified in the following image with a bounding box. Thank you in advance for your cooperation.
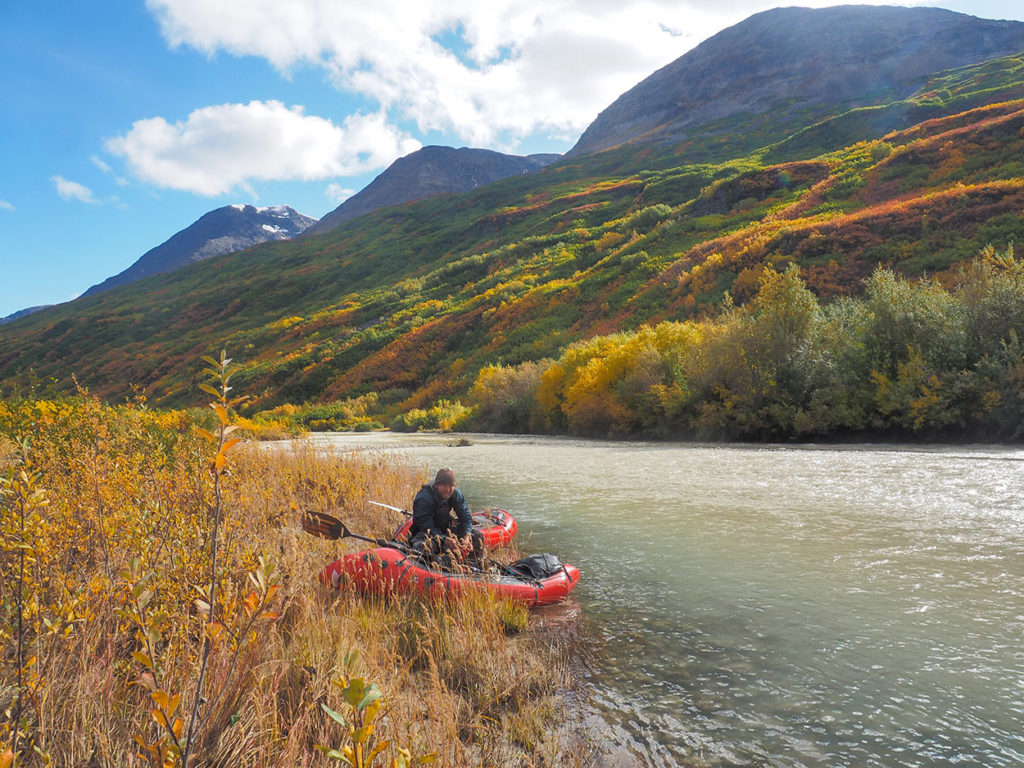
[301,510,343,540]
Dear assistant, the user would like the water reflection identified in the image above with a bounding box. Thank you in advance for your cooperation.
[315,433,1024,767]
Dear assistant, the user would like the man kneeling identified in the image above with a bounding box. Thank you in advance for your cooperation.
[408,468,484,569]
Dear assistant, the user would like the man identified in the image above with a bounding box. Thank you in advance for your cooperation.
[409,468,484,568]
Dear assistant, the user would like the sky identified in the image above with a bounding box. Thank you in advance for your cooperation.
[2,0,1023,318]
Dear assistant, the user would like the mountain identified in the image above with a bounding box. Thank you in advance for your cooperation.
[0,305,52,325]
[5,6,1024,421]
[305,146,560,235]
[82,204,317,297]
[568,5,1024,158]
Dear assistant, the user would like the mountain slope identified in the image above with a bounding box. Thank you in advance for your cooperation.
[568,5,1024,159]
[6,98,1024,410]
[4,8,1024,416]
[0,305,53,326]
[306,146,560,235]
[82,204,316,297]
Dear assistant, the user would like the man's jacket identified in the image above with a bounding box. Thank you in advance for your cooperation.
[410,484,472,539]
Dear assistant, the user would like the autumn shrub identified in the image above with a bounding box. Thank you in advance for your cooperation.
[465,245,1024,441]
[256,393,385,433]
[957,244,1024,362]
[389,401,470,433]
[467,361,550,433]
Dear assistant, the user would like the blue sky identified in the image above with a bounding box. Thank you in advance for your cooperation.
[2,0,1022,318]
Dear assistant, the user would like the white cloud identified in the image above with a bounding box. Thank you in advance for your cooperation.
[144,0,934,149]
[0,200,13,211]
[105,100,421,196]
[52,176,100,204]
[326,184,356,204]
[91,155,129,186]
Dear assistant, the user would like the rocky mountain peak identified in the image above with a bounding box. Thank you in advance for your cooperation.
[568,5,1024,157]
[82,204,317,298]
[305,146,560,235]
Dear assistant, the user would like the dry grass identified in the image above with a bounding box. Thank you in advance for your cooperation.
[0,396,595,767]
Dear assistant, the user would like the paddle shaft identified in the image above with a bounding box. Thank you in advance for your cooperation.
[369,500,410,516]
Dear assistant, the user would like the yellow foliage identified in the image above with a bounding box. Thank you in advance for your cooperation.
[535,362,568,420]
[529,323,707,435]
[595,231,627,252]
[0,393,577,765]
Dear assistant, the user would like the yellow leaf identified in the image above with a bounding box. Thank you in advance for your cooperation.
[367,740,390,765]
[172,717,183,739]
[211,403,229,425]
[132,651,154,671]
[1,748,14,768]
[244,592,259,614]
[152,690,170,710]
[364,699,380,726]
[222,437,242,452]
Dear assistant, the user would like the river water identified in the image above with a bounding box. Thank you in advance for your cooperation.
[314,432,1024,768]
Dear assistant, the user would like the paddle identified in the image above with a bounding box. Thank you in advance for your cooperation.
[301,510,534,582]
[301,510,410,552]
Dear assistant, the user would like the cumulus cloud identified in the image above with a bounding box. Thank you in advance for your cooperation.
[326,184,356,204]
[145,0,931,148]
[52,176,100,204]
[0,200,13,211]
[105,101,421,196]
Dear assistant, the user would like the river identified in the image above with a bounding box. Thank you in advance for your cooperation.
[313,432,1024,768]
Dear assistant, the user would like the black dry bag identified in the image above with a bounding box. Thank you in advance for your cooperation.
[509,553,563,580]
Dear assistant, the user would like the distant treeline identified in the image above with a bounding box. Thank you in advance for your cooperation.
[464,246,1024,441]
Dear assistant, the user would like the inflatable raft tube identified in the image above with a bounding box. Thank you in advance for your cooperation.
[320,546,580,607]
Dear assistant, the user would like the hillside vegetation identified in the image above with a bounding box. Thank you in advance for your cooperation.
[462,247,1024,441]
[5,56,1024,440]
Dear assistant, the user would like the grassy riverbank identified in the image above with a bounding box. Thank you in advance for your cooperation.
[0,390,589,767]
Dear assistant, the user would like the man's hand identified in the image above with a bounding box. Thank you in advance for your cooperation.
[445,533,473,556]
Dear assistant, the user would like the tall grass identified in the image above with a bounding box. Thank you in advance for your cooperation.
[0,389,591,767]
